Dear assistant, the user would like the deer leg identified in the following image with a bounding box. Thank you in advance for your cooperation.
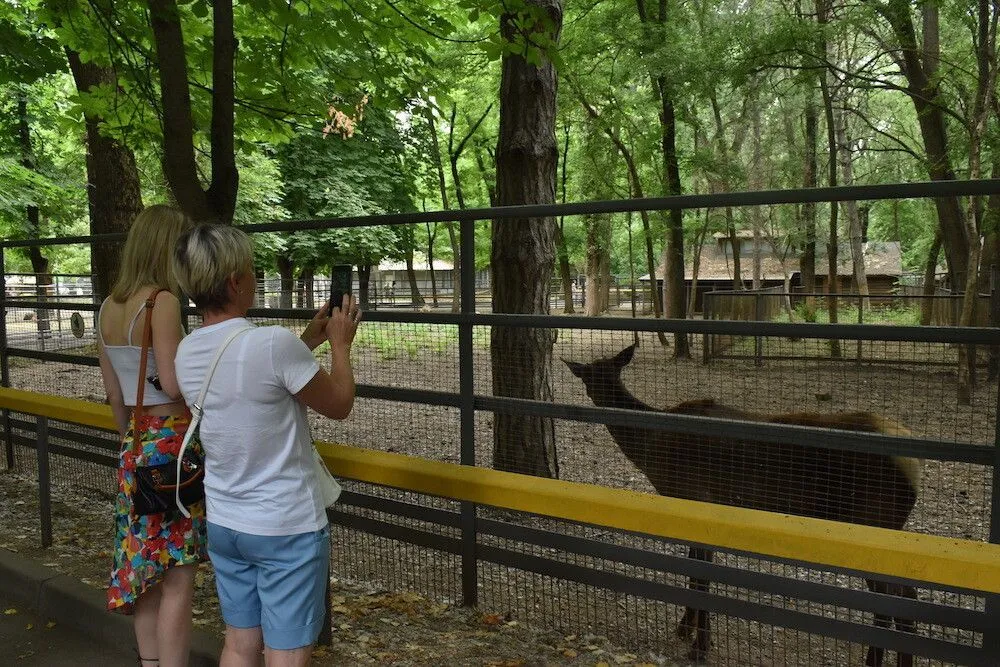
[681,548,713,662]
[864,578,892,667]
[892,583,917,667]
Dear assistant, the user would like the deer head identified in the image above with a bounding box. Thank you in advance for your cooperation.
[563,343,639,409]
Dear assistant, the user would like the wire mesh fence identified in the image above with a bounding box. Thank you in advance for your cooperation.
[4,180,1000,664]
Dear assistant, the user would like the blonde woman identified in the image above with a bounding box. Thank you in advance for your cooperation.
[173,224,359,667]
[99,205,203,667]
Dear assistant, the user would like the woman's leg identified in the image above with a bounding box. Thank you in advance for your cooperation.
[263,645,312,667]
[221,625,264,667]
[156,564,196,667]
[132,583,162,664]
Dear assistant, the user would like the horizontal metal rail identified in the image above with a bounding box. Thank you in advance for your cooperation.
[340,490,988,628]
[0,374,986,463]
[331,502,989,665]
[2,387,998,593]
[9,300,999,344]
[4,179,998,249]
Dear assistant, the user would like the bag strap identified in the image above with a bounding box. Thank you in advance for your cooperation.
[133,289,167,451]
[175,323,253,517]
[191,324,253,418]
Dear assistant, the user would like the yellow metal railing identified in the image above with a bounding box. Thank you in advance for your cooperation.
[3,385,1000,594]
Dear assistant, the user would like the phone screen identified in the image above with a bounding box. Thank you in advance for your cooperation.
[329,265,353,315]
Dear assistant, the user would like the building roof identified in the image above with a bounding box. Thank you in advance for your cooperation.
[814,241,902,277]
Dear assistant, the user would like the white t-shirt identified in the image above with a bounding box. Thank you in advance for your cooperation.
[175,318,325,536]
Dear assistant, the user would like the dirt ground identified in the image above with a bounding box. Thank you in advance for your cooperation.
[1,323,995,665]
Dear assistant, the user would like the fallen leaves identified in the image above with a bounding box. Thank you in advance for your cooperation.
[3,608,17,615]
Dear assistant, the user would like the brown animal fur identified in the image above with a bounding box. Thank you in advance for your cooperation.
[564,344,920,666]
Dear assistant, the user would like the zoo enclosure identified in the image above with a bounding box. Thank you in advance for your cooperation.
[3,178,1000,665]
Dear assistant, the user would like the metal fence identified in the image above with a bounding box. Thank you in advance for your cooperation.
[3,178,1000,665]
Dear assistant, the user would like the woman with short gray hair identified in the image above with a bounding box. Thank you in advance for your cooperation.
[173,224,361,667]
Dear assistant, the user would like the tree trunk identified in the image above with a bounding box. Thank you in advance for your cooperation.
[404,244,425,307]
[750,90,764,292]
[17,95,53,334]
[834,102,870,309]
[956,0,997,403]
[147,0,238,223]
[276,254,294,309]
[445,223,461,313]
[425,222,439,307]
[254,268,265,307]
[818,0,841,356]
[473,139,498,206]
[357,265,372,310]
[300,267,315,310]
[572,86,668,344]
[877,0,969,285]
[65,50,143,302]
[584,217,612,316]
[582,118,612,316]
[921,229,943,325]
[557,122,575,313]
[423,104,461,314]
[635,0,687,355]
[688,209,712,316]
[491,0,562,479]
[801,77,818,317]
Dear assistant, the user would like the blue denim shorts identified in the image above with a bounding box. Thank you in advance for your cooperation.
[207,522,330,650]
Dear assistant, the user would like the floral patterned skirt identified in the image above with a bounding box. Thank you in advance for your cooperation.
[107,413,208,614]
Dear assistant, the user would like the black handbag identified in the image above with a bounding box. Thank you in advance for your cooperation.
[130,289,205,516]
[132,441,206,516]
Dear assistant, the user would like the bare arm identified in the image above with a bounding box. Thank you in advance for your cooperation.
[98,343,129,438]
[149,290,184,401]
[295,296,361,419]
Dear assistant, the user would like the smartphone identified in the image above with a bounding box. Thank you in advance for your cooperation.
[329,264,353,315]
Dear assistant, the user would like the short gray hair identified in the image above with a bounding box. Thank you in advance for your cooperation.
[173,224,254,311]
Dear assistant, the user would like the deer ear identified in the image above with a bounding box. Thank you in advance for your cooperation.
[563,359,585,377]
[614,344,637,367]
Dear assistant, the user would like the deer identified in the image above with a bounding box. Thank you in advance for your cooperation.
[563,344,922,667]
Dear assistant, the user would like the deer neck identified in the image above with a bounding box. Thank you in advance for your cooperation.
[590,379,669,463]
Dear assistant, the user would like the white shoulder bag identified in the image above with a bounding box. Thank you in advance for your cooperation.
[175,325,253,517]
[313,445,342,507]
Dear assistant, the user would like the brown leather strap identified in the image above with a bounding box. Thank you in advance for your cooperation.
[132,289,167,451]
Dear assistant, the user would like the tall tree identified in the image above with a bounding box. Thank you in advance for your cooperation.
[491,0,563,478]
[865,0,969,285]
[636,0,689,356]
[66,50,143,301]
[146,0,238,223]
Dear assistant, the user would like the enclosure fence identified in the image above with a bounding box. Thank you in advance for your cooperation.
[3,178,1000,665]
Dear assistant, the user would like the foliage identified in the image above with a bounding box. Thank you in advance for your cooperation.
[0,0,995,291]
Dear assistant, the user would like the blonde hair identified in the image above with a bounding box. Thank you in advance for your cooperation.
[173,224,254,311]
[111,205,193,302]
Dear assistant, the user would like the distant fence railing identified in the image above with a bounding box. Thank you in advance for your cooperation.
[703,288,999,366]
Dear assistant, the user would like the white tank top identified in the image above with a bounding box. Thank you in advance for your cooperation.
[99,298,174,407]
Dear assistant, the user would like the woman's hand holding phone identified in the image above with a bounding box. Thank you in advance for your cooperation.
[326,294,361,351]
[301,300,332,351]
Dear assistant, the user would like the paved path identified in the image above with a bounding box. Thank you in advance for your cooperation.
[0,592,135,666]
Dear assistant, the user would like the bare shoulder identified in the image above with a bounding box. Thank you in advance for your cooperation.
[153,289,180,307]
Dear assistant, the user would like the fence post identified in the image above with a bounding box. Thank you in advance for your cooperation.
[989,266,999,380]
[702,295,711,365]
[754,292,763,367]
[1,248,11,471]
[856,294,863,364]
[985,384,1000,660]
[36,416,52,548]
[459,216,478,607]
